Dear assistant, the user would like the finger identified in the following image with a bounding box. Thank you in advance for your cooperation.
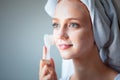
[39,60,43,75]
[44,67,57,80]
[43,74,52,80]
[43,68,55,80]
[39,60,45,75]
[40,65,48,79]
[47,61,57,80]
[42,46,47,59]
[50,58,55,69]
[41,65,57,80]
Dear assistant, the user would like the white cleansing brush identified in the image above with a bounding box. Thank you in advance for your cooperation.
[44,34,54,60]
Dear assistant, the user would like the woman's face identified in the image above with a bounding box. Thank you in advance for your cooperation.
[53,0,95,59]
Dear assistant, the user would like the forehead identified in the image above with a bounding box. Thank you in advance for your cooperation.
[54,0,89,19]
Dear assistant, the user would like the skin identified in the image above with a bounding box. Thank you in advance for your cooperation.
[40,0,118,80]
[53,0,94,60]
[39,46,57,80]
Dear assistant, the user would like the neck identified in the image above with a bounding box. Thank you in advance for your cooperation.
[71,45,118,80]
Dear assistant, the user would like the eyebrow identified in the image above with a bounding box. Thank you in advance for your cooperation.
[52,17,81,21]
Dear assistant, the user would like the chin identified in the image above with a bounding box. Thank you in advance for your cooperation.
[60,52,73,60]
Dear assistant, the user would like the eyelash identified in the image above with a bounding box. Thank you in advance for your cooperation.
[52,22,80,29]
[52,23,60,29]
[68,23,80,28]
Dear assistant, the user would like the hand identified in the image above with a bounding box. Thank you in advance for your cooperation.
[39,46,57,80]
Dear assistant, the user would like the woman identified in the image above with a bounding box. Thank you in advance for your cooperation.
[40,0,120,80]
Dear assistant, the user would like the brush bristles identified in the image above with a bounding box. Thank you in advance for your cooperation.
[44,34,54,47]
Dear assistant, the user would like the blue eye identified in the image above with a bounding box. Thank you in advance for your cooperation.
[69,23,79,28]
[52,23,60,29]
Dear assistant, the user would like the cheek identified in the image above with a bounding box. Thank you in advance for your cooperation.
[53,30,58,46]
[68,30,87,44]
[70,30,94,53]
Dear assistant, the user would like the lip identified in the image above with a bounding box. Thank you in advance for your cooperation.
[58,44,73,50]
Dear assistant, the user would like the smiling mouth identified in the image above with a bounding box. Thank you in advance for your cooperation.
[58,44,73,50]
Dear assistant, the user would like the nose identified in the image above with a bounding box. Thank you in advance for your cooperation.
[56,27,68,40]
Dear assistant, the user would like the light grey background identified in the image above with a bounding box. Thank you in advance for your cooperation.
[0,0,61,80]
[0,0,120,80]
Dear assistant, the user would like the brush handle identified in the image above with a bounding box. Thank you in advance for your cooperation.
[46,45,50,60]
